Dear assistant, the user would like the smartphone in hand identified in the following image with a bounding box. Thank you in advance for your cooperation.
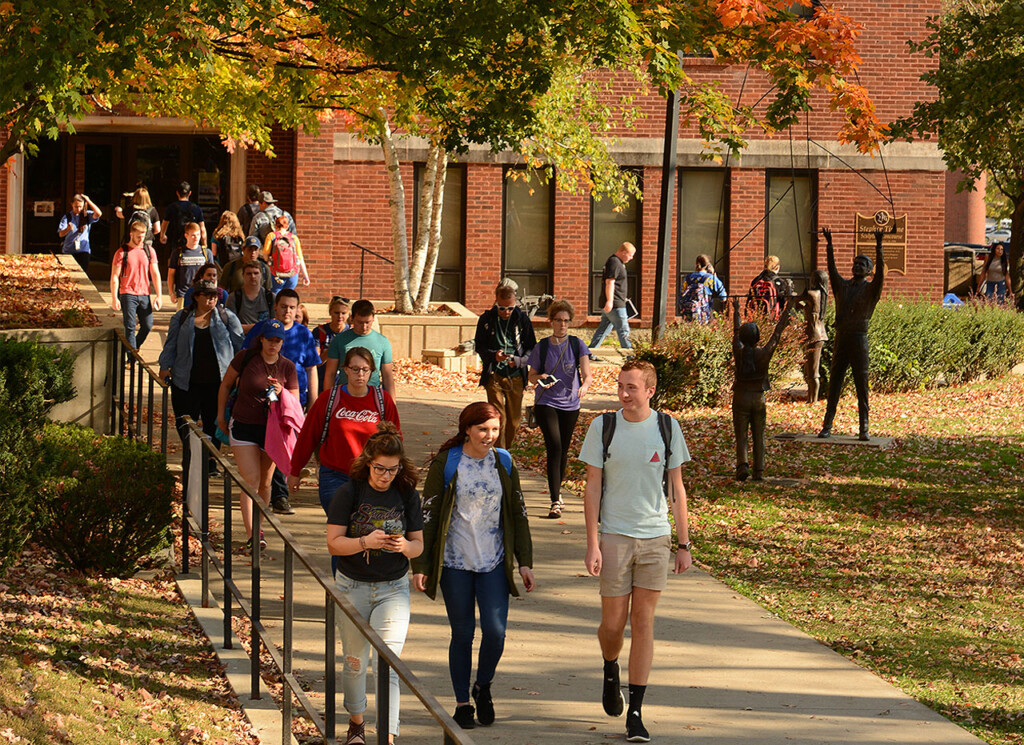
[536,374,557,389]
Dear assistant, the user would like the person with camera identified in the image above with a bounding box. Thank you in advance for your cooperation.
[526,299,592,518]
[217,319,300,550]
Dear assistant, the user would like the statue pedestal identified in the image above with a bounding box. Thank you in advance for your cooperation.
[774,432,896,450]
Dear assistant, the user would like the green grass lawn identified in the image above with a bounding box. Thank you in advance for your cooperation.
[513,377,1024,745]
[0,558,256,744]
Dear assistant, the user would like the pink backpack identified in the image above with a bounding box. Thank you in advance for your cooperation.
[270,231,298,277]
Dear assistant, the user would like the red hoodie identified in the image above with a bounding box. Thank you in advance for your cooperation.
[290,385,401,477]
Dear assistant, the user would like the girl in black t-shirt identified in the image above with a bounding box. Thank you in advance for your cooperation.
[326,422,423,745]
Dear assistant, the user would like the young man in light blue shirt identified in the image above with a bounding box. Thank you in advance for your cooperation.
[579,359,692,743]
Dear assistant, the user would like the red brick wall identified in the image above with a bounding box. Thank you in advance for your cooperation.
[945,170,987,245]
[246,126,297,216]
[464,165,504,310]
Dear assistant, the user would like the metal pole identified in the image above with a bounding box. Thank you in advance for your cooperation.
[181,430,191,575]
[376,655,390,745]
[127,353,136,437]
[223,474,233,650]
[147,376,155,445]
[360,250,366,300]
[135,358,144,439]
[326,595,336,742]
[250,506,262,700]
[109,337,119,434]
[160,387,169,455]
[283,546,294,742]
[201,445,210,607]
[652,85,681,344]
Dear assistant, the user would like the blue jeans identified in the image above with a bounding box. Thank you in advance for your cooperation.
[439,564,509,703]
[985,281,1007,302]
[335,573,410,736]
[272,274,299,294]
[589,307,632,349]
[119,294,154,349]
[321,466,350,576]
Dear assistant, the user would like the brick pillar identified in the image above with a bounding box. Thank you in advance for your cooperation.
[552,189,589,314]
[730,168,767,291]
[464,164,504,313]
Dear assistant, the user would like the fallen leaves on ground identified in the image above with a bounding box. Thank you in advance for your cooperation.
[0,255,99,330]
[0,548,257,744]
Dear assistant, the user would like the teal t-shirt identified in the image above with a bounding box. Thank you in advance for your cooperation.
[578,410,690,539]
[326,328,394,388]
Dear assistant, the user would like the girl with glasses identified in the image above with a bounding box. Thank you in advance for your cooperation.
[326,422,423,745]
[290,346,401,564]
[526,299,593,518]
[412,402,535,730]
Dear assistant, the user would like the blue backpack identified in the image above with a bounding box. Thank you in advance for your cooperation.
[678,272,712,322]
[443,444,513,489]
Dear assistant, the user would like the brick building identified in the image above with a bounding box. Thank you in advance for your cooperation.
[2,0,983,320]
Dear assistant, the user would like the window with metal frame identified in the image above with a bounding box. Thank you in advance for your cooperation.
[677,169,729,301]
[412,163,465,303]
[502,168,553,297]
[766,171,816,294]
[590,170,641,314]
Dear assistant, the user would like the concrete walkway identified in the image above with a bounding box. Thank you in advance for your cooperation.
[114,300,982,744]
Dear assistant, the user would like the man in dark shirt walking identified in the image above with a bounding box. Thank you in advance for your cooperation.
[590,242,636,352]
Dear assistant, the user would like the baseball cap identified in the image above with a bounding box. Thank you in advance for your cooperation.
[261,191,277,204]
[244,236,262,250]
[194,280,219,296]
[261,319,286,340]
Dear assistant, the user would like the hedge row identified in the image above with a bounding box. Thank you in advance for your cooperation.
[0,339,174,577]
[635,299,1024,409]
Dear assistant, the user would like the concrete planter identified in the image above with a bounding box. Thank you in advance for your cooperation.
[371,301,478,360]
[0,255,116,434]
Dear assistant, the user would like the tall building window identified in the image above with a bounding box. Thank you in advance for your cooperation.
[766,171,815,291]
[503,169,553,297]
[678,169,728,294]
[413,163,465,302]
[590,171,641,314]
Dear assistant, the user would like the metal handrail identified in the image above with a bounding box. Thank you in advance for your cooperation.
[110,334,470,744]
[351,241,448,301]
[181,421,471,745]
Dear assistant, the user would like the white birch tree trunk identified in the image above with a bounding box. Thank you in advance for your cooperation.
[379,112,413,313]
[415,147,448,311]
[408,144,440,302]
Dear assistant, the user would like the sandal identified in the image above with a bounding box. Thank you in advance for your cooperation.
[546,501,563,519]
[345,720,366,745]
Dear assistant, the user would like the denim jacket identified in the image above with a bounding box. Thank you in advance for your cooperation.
[158,307,244,391]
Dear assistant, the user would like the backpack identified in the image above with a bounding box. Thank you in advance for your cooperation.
[168,203,194,249]
[678,273,712,322]
[442,445,513,489]
[127,207,153,233]
[536,335,582,381]
[748,276,781,319]
[218,234,245,264]
[318,383,386,450]
[600,410,675,498]
[269,231,299,277]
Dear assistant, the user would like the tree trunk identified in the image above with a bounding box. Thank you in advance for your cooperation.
[379,113,413,313]
[409,144,441,303]
[1007,196,1024,307]
[415,148,448,312]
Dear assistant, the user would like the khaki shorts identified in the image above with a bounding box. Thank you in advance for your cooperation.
[599,533,672,597]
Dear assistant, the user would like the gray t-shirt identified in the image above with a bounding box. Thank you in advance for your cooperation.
[228,289,271,325]
[578,410,690,539]
[443,450,504,573]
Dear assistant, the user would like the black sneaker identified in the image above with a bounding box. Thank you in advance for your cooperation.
[272,497,296,515]
[626,710,650,742]
[602,661,624,717]
[453,704,475,730]
[472,682,494,726]
[207,459,221,478]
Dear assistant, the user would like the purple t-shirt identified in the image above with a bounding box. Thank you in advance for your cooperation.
[527,335,590,411]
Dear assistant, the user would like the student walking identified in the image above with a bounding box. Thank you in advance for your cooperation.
[411,402,535,730]
[326,423,423,745]
[526,299,592,518]
[579,360,692,743]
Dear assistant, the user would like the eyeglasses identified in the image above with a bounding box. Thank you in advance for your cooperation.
[370,463,403,477]
[346,366,372,375]
[496,305,516,312]
[551,317,571,324]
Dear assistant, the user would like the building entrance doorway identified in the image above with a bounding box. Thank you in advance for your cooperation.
[22,133,230,272]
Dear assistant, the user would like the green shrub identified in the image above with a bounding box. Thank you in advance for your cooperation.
[33,423,175,577]
[0,339,76,575]
[634,310,805,408]
[636,300,1024,407]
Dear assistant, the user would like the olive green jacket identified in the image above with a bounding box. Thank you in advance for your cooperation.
[410,446,533,600]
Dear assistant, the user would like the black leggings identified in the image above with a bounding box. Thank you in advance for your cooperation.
[170,381,221,473]
[533,404,580,503]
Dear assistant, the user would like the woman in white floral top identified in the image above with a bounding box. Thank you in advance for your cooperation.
[412,402,535,731]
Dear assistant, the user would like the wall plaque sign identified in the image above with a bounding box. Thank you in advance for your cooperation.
[856,211,907,275]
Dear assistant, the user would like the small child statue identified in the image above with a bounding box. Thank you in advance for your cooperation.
[731,297,791,481]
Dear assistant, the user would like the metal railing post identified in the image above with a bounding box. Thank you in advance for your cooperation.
[283,545,294,742]
[326,594,336,743]
[250,506,262,700]
[160,386,169,455]
[109,337,119,434]
[147,376,155,445]
[377,654,390,745]
[127,352,136,436]
[200,447,210,607]
[118,344,127,435]
[135,357,144,439]
[181,432,191,575]
[223,472,233,650]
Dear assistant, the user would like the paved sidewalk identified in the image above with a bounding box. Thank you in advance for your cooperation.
[115,296,982,744]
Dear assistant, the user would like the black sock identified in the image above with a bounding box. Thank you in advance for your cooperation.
[604,658,619,678]
[628,684,646,716]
